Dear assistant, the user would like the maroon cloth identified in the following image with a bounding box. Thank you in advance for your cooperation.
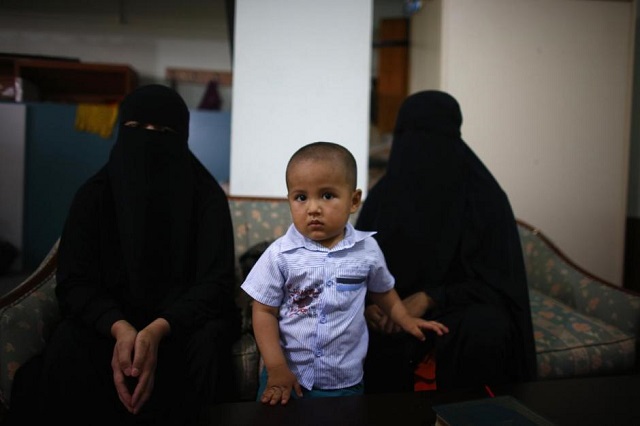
[198,80,222,110]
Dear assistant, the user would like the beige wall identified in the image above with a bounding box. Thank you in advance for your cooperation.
[409,0,442,90]
[411,0,634,285]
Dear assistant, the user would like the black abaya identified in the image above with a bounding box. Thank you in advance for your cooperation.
[6,85,240,425]
[357,90,536,393]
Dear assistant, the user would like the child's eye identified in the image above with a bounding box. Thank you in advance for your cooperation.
[322,193,335,200]
[294,194,307,202]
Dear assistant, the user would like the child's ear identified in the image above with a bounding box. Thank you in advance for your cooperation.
[351,189,363,213]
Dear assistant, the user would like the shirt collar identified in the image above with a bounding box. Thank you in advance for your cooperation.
[280,222,375,253]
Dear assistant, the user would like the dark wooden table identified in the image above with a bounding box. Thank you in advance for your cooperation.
[204,373,640,425]
[493,373,640,425]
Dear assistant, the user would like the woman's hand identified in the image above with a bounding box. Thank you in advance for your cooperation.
[129,319,169,414]
[402,291,433,318]
[111,320,138,413]
[110,318,169,414]
[364,304,398,333]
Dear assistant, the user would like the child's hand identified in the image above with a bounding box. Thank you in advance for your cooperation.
[260,364,303,405]
[403,318,449,341]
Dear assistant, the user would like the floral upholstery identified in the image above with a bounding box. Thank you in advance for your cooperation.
[518,221,640,379]
[0,240,61,410]
[530,288,636,379]
[229,197,293,279]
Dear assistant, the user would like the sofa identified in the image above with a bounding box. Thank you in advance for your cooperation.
[1,196,639,415]
[516,219,640,379]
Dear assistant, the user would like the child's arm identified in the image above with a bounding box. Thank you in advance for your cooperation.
[368,289,449,341]
[252,300,303,405]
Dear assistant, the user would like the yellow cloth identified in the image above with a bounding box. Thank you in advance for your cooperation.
[75,103,119,139]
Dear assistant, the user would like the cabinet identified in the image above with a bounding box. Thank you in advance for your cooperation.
[0,55,138,103]
[374,18,409,134]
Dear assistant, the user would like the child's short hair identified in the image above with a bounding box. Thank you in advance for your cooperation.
[287,141,358,190]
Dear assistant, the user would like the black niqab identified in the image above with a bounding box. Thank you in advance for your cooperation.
[108,84,194,310]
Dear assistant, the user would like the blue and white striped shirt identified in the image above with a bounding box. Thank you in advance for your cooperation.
[241,222,395,391]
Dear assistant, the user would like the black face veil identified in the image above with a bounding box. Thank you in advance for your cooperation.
[108,85,194,303]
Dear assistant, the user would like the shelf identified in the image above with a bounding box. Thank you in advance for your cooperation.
[0,55,138,104]
[166,67,232,87]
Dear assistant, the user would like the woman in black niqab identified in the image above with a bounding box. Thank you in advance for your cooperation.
[7,85,240,426]
[357,90,536,393]
[107,84,199,321]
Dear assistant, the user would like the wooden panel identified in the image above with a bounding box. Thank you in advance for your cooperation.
[375,18,409,134]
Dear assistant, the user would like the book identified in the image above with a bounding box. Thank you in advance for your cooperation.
[432,395,555,426]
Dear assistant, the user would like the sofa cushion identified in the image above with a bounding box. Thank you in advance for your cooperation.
[530,288,636,379]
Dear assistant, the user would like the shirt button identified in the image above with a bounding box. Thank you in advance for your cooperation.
[315,350,323,357]
[320,315,327,324]
[326,280,333,286]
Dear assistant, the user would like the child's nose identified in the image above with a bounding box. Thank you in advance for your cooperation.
[308,198,322,213]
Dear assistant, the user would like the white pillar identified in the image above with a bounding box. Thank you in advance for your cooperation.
[230,0,373,198]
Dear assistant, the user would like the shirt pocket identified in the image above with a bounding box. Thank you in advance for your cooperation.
[335,267,368,292]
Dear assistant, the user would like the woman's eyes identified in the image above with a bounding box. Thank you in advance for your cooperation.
[123,121,176,133]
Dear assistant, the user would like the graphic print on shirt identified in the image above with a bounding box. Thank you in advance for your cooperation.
[285,282,323,317]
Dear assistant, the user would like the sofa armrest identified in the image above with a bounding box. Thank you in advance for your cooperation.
[0,240,61,409]
[517,219,640,335]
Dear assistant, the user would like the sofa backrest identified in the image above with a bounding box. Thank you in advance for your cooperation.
[228,197,293,266]
[517,220,578,308]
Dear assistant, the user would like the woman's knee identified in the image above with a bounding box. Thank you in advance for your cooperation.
[441,304,512,352]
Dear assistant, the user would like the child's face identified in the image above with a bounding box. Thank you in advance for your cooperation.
[286,158,361,249]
